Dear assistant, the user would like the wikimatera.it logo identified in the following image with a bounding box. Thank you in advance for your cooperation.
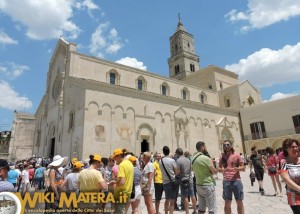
[12,191,128,213]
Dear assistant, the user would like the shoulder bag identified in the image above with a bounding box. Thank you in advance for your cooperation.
[267,155,277,174]
[161,158,179,189]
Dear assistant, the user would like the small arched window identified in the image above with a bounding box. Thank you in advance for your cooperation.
[181,87,189,100]
[182,90,186,100]
[136,76,147,91]
[107,70,120,85]
[224,95,231,107]
[175,65,180,74]
[190,63,195,72]
[110,73,116,84]
[161,83,170,96]
[200,92,207,104]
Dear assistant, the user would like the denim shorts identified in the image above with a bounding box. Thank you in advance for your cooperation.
[222,180,244,201]
[180,181,195,198]
[163,182,177,200]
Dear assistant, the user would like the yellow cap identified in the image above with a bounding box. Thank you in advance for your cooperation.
[92,154,101,162]
[73,161,84,169]
[112,149,123,158]
[129,156,137,163]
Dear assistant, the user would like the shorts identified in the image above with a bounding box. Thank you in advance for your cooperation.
[254,168,264,181]
[20,183,30,193]
[163,182,177,200]
[196,185,216,213]
[180,181,195,198]
[130,185,142,202]
[222,180,244,201]
[154,183,164,201]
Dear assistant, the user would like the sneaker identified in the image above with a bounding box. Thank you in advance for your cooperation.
[261,189,265,195]
[174,206,180,211]
[259,187,262,192]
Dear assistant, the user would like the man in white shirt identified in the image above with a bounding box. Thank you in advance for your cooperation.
[20,164,30,197]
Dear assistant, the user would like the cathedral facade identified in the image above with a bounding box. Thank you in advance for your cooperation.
[32,20,261,160]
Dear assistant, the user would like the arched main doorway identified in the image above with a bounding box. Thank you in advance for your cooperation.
[137,123,155,154]
[47,124,56,158]
[50,138,55,158]
[141,139,149,152]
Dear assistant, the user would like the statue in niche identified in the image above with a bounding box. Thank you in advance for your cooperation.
[95,125,105,140]
[117,124,132,140]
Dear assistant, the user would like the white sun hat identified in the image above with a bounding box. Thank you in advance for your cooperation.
[49,155,68,167]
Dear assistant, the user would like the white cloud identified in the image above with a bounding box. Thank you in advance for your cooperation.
[0,81,32,110]
[264,92,297,102]
[226,9,249,22]
[0,62,29,79]
[0,0,83,40]
[75,0,99,10]
[0,32,18,45]
[74,0,99,18]
[226,0,300,31]
[225,42,300,87]
[90,23,123,57]
[106,43,122,54]
[116,57,147,71]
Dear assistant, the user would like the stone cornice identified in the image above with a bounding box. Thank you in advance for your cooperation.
[68,76,239,117]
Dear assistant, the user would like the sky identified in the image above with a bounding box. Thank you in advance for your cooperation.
[0,0,300,131]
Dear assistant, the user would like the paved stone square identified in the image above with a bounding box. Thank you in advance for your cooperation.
[138,167,290,214]
[25,166,290,213]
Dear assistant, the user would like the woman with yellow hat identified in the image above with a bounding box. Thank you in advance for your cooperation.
[78,154,107,214]
[61,161,83,195]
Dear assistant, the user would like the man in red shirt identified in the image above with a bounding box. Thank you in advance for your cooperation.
[218,140,245,214]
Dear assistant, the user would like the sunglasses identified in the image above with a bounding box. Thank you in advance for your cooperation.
[223,144,231,148]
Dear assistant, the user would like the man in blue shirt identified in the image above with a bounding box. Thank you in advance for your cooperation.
[8,165,20,187]
[34,164,45,190]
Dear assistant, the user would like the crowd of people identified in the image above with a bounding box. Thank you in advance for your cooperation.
[0,138,299,214]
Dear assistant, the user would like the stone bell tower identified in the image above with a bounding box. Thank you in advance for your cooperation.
[168,15,200,80]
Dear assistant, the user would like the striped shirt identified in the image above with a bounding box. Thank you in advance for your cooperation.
[281,160,300,193]
[281,159,300,205]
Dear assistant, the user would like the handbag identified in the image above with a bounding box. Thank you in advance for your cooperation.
[161,158,179,189]
[181,159,193,189]
[267,155,277,174]
[268,166,277,174]
[249,171,255,186]
[181,179,190,188]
